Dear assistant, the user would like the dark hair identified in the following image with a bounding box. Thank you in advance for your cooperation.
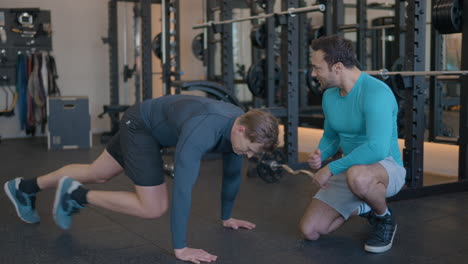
[237,110,279,153]
[311,35,356,70]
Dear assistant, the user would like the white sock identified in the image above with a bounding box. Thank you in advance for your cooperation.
[375,207,390,217]
[358,203,371,215]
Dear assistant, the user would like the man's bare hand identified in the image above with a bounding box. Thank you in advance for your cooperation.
[222,218,256,230]
[174,247,217,264]
[307,149,322,170]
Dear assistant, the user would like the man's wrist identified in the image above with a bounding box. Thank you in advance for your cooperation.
[325,165,334,177]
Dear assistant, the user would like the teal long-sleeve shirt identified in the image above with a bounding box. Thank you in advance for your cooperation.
[140,95,244,249]
[318,72,403,175]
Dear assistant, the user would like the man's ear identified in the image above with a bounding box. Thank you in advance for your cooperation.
[333,62,344,72]
[236,125,247,134]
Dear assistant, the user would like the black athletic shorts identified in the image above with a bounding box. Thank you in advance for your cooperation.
[106,104,165,186]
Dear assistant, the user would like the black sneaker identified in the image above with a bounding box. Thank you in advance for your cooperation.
[364,210,397,253]
[359,211,377,226]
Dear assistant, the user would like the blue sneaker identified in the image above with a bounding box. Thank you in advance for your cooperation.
[53,176,84,229]
[4,178,40,224]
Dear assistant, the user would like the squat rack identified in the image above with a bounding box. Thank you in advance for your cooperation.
[193,1,325,167]
[105,0,468,199]
[101,0,157,143]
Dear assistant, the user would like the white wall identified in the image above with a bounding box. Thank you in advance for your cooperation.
[179,1,205,81]
[0,0,199,139]
[0,0,110,138]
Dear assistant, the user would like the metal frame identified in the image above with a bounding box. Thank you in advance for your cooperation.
[205,0,216,80]
[402,0,426,189]
[459,3,468,181]
[161,0,181,95]
[141,0,153,99]
[265,0,277,107]
[102,0,158,142]
[356,0,367,69]
[298,0,308,110]
[302,0,468,198]
[390,0,468,199]
[220,0,234,93]
[179,0,468,195]
[248,0,265,108]
[333,0,344,35]
[323,0,334,35]
[106,0,120,136]
[281,0,300,167]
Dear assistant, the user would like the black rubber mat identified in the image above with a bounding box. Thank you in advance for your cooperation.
[1,136,468,264]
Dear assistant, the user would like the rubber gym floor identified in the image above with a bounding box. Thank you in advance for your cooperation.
[1,136,468,264]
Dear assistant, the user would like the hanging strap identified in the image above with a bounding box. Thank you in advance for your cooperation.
[0,84,18,115]
[16,53,28,130]
[26,53,48,135]
[46,54,60,96]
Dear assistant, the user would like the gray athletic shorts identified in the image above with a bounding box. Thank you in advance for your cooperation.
[314,157,406,220]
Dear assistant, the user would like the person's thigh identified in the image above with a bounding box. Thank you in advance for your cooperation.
[88,149,124,180]
[352,157,406,210]
[314,172,362,220]
[120,105,165,186]
[355,157,406,197]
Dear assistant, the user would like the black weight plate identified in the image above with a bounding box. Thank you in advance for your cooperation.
[246,59,281,97]
[192,33,204,61]
[247,60,265,96]
[433,0,462,34]
[257,149,286,183]
[152,33,162,59]
[250,24,266,49]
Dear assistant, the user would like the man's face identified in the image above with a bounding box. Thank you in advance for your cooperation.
[310,50,339,89]
[231,128,264,158]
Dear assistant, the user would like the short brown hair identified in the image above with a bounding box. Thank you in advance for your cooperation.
[311,35,356,70]
[237,109,279,153]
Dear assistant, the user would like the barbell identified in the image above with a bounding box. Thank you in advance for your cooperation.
[365,69,468,80]
[256,149,320,186]
[162,149,320,185]
[193,4,325,30]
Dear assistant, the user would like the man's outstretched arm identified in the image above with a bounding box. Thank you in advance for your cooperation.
[220,152,256,230]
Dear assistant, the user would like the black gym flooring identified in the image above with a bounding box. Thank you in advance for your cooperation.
[1,136,468,264]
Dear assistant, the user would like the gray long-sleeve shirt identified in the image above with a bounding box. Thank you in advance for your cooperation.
[140,95,244,249]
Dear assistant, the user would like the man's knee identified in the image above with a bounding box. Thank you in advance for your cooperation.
[139,199,168,219]
[346,165,372,197]
[299,221,328,240]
